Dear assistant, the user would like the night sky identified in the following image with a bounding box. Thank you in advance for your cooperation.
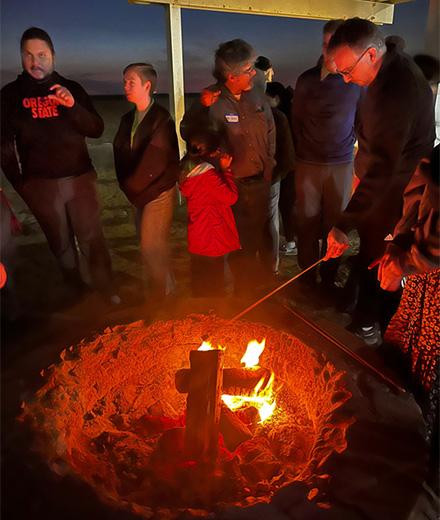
[0,0,431,94]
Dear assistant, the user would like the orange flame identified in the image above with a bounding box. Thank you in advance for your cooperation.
[198,341,224,351]
[223,339,276,423]
[198,341,213,351]
[197,338,276,422]
[222,371,276,423]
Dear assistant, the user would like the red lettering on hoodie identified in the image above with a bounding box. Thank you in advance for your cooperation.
[23,96,60,119]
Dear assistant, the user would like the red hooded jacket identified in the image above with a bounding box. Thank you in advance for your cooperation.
[180,162,240,257]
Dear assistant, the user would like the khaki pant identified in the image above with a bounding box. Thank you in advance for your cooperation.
[135,186,176,297]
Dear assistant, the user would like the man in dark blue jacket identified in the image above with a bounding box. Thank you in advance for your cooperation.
[1,27,118,302]
[291,19,363,290]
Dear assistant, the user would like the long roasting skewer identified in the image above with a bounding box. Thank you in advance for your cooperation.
[228,258,405,393]
[230,258,323,322]
[282,303,405,393]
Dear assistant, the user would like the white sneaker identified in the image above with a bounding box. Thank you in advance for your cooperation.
[280,241,297,256]
[354,323,382,346]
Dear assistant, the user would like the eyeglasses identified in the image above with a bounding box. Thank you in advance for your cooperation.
[336,47,371,78]
[238,65,255,77]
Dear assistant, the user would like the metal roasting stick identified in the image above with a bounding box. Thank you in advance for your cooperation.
[229,258,324,322]
[228,258,405,393]
[282,304,405,393]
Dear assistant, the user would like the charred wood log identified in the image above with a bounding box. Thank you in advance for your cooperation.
[219,403,252,451]
[184,349,224,464]
[176,367,271,395]
[235,406,260,432]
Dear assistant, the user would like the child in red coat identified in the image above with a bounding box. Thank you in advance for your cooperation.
[180,132,240,296]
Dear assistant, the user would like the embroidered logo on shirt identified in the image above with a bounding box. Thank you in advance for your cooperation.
[225,113,239,123]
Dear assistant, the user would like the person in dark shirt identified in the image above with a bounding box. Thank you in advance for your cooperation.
[1,27,118,303]
[413,53,439,98]
[254,57,283,274]
[325,18,435,345]
[265,82,296,261]
[377,145,439,486]
[255,56,274,83]
[113,63,180,299]
[291,19,363,290]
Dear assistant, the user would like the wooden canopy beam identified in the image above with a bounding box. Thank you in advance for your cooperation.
[131,0,406,24]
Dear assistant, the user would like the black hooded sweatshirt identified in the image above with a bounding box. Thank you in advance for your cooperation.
[1,71,103,188]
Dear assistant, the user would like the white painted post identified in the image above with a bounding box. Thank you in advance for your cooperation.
[165,4,186,157]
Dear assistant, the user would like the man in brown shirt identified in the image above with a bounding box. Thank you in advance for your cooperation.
[183,39,276,295]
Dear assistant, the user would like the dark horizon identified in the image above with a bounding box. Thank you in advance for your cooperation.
[1,0,432,95]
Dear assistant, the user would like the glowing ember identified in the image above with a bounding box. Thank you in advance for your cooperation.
[241,339,266,368]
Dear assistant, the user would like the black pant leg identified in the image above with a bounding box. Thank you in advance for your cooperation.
[190,254,225,297]
[279,170,296,242]
[229,178,270,295]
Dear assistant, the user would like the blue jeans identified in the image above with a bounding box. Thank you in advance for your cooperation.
[266,180,281,273]
[136,186,176,297]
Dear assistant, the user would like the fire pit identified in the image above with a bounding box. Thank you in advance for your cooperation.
[21,314,355,518]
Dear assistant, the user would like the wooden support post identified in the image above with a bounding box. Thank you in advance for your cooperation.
[164,3,186,157]
[184,349,224,463]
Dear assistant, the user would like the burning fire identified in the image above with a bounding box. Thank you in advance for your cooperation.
[198,341,225,351]
[198,341,214,351]
[241,339,266,368]
[198,338,276,423]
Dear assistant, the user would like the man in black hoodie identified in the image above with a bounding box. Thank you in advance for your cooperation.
[1,27,118,302]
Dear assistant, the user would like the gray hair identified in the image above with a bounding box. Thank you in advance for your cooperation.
[328,17,385,53]
[213,39,255,82]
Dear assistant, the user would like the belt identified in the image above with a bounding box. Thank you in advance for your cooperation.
[236,174,264,184]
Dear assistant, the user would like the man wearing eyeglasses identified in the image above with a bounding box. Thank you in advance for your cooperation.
[291,19,363,295]
[182,39,276,296]
[324,18,435,346]
[207,40,275,182]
